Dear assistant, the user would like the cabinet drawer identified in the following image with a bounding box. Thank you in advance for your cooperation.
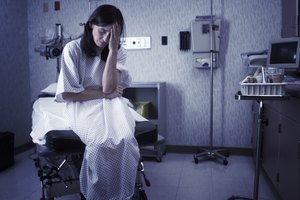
[280,97,300,124]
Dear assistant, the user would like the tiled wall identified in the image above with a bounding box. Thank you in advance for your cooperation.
[0,0,32,146]
[27,0,281,148]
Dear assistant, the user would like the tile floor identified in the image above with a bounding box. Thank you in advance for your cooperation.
[0,149,280,200]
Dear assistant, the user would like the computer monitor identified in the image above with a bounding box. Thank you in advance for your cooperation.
[267,37,300,70]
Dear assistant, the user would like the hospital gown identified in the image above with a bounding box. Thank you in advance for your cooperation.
[55,39,140,200]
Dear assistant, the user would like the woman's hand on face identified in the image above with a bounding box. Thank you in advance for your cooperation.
[109,23,121,52]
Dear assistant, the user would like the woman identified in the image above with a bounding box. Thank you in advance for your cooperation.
[55,4,141,200]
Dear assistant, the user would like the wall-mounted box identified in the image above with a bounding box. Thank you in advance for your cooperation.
[191,17,221,53]
[191,17,221,68]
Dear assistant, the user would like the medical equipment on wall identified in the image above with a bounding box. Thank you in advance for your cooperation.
[35,24,65,60]
[35,23,83,60]
[35,24,72,77]
[193,0,229,166]
[179,31,191,51]
[191,15,221,68]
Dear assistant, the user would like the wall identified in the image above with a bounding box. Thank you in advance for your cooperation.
[0,0,32,147]
[27,0,281,148]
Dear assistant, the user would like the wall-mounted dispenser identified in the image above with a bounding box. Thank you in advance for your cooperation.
[180,31,190,51]
[191,16,221,68]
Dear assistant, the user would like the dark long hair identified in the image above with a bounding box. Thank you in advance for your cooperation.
[80,4,125,61]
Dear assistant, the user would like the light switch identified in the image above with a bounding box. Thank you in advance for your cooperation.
[54,1,60,11]
[162,36,167,45]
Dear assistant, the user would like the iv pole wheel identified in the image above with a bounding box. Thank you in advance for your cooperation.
[194,156,199,164]
[223,159,228,166]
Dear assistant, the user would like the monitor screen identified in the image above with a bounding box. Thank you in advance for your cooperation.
[267,37,300,70]
[269,42,297,64]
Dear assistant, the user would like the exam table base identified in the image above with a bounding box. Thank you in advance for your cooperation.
[194,148,229,165]
[31,121,158,200]
[32,152,83,200]
[32,151,149,200]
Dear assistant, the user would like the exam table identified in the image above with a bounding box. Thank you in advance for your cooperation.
[30,96,157,200]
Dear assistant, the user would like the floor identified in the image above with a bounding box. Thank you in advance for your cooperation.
[0,149,280,200]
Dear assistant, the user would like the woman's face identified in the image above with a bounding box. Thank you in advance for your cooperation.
[91,24,113,49]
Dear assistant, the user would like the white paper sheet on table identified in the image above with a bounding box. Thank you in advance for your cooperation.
[30,97,147,145]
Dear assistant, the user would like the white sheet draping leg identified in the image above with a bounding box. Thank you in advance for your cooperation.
[66,97,140,200]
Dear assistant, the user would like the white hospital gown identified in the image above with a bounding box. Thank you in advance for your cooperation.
[55,39,140,200]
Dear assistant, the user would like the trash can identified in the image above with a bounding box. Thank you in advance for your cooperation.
[0,132,14,171]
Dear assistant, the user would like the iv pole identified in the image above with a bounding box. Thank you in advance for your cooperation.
[193,0,229,165]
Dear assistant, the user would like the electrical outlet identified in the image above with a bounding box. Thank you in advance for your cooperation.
[123,37,151,50]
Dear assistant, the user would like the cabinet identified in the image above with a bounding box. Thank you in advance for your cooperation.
[262,98,300,200]
[282,0,300,37]
[278,115,300,200]
[123,82,166,161]
[262,105,281,187]
[0,132,14,171]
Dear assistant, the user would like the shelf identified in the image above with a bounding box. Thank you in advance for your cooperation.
[124,82,166,161]
[123,82,166,135]
[124,82,166,136]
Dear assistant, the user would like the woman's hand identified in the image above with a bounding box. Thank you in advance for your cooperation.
[104,85,124,99]
[108,23,121,52]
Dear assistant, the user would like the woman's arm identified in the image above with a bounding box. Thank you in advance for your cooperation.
[102,51,118,93]
[62,74,124,102]
[62,88,105,101]
[102,23,121,94]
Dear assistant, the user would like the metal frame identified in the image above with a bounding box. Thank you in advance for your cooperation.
[32,146,150,200]
[229,92,289,200]
[193,0,229,166]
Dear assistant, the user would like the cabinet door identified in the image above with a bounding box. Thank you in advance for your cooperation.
[262,106,280,187]
[278,116,300,200]
[252,102,260,160]
[282,0,299,37]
